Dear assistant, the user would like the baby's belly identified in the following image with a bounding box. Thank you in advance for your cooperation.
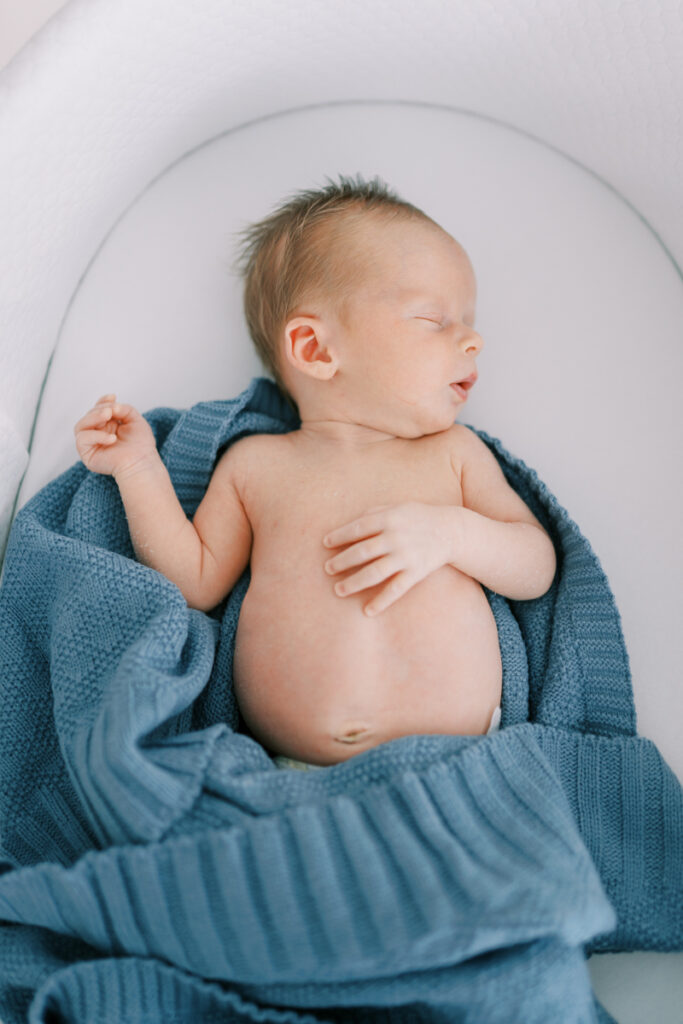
[232,561,503,766]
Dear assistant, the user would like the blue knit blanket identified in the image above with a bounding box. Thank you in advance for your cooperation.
[0,376,681,1024]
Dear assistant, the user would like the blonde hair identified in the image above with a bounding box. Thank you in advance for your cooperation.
[230,173,439,415]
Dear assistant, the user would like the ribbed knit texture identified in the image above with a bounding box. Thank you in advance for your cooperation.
[0,376,680,1024]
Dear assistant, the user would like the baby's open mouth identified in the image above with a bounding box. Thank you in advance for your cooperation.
[452,372,478,390]
[450,373,478,398]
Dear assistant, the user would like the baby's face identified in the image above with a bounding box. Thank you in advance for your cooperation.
[330,219,484,437]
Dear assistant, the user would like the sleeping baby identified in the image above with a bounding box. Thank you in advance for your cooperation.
[73,174,557,768]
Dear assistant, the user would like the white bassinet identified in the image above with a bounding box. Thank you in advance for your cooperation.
[0,1,681,1020]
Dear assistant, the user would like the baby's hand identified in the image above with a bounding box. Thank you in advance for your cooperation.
[74,393,159,479]
[322,501,456,616]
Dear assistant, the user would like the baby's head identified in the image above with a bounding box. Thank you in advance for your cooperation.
[232,173,483,439]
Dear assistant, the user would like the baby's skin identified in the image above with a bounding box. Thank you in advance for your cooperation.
[74,219,556,765]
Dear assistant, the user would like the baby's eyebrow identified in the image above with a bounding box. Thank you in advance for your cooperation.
[399,289,477,320]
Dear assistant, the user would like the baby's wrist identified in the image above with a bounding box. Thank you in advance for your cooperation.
[113,452,164,486]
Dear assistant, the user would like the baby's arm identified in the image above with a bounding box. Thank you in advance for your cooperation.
[447,424,557,600]
[116,442,253,612]
[114,458,206,605]
[74,395,251,611]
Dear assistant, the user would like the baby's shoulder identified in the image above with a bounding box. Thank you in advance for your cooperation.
[206,433,288,516]
[219,431,291,485]
[225,431,288,459]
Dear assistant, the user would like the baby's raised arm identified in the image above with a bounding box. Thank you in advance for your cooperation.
[74,395,251,611]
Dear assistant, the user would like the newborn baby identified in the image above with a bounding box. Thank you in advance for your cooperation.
[74,176,556,767]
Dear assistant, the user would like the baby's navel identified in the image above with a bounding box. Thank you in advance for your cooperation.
[333,724,374,744]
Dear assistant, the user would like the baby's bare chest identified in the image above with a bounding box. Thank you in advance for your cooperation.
[241,430,463,572]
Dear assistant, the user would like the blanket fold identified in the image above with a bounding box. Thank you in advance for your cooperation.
[0,376,680,1024]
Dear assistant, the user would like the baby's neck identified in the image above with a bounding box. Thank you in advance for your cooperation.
[295,418,399,451]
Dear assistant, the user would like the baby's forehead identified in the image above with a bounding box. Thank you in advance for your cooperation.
[379,228,472,275]
[342,217,475,301]
[390,257,477,302]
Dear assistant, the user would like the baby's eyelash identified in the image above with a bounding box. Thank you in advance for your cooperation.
[417,316,475,329]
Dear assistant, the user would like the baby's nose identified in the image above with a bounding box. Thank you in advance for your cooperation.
[461,329,483,353]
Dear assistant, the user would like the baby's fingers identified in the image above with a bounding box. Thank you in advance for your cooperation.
[76,428,117,449]
[74,407,110,435]
[74,402,130,435]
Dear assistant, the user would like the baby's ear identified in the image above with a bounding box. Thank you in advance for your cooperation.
[283,317,338,380]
